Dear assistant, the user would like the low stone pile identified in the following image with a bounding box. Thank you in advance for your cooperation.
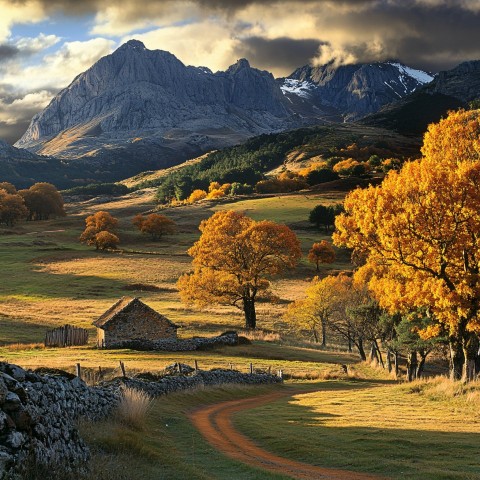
[104,364,282,398]
[118,331,240,351]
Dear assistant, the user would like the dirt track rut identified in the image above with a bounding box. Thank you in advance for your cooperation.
[189,390,387,479]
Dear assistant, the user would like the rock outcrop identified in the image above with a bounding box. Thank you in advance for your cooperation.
[362,60,480,134]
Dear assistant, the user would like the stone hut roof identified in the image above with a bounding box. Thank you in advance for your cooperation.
[93,296,179,330]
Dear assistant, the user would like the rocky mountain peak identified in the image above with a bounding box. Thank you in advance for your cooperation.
[227,58,251,74]
[15,40,292,162]
[119,39,146,51]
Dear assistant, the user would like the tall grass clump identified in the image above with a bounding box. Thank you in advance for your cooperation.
[116,386,152,429]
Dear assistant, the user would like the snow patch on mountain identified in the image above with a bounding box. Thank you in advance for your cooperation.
[388,62,434,85]
[280,79,315,98]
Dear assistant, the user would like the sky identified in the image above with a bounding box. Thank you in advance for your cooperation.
[1,0,480,144]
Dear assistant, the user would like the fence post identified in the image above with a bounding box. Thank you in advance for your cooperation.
[119,361,126,378]
[250,363,253,374]
[76,363,82,380]
[194,360,198,372]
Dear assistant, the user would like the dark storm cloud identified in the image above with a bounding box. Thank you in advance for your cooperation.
[0,120,30,144]
[0,44,19,61]
[313,1,480,72]
[234,37,324,74]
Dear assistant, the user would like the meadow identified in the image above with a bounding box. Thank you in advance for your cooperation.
[2,187,478,480]
[0,188,346,352]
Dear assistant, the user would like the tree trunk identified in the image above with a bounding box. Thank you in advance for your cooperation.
[243,297,257,330]
[315,261,320,273]
[394,351,399,377]
[462,333,479,382]
[347,331,353,353]
[449,337,464,380]
[312,329,319,343]
[417,350,428,379]
[321,318,327,347]
[374,339,385,369]
[406,350,418,382]
[356,337,366,361]
[369,342,379,364]
[386,349,392,373]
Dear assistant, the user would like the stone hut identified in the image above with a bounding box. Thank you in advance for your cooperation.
[94,297,178,348]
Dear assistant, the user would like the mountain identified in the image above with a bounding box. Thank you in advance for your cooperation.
[363,61,480,134]
[14,41,436,179]
[15,40,296,172]
[279,61,433,121]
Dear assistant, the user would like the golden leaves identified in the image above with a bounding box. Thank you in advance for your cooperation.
[334,109,480,336]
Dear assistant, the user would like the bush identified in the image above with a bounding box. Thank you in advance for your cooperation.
[306,168,339,185]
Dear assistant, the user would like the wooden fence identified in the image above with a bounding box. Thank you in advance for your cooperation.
[44,324,89,347]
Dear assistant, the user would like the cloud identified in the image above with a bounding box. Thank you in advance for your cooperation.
[0,89,53,143]
[0,0,45,42]
[233,37,323,75]
[2,37,115,92]
[122,22,240,72]
[0,44,19,61]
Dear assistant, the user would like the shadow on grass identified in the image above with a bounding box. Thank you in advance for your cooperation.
[0,316,50,344]
[235,381,480,480]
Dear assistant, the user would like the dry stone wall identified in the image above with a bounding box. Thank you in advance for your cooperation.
[118,331,240,351]
[0,360,281,479]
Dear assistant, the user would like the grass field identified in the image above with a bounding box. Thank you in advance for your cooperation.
[233,378,480,480]
[81,384,291,480]
[0,188,349,352]
[2,186,479,480]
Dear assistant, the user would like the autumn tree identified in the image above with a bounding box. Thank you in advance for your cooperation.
[80,211,119,250]
[18,182,65,221]
[133,213,176,240]
[95,231,120,250]
[0,182,17,194]
[0,189,28,226]
[285,274,350,346]
[308,240,336,272]
[334,109,480,381]
[177,210,301,329]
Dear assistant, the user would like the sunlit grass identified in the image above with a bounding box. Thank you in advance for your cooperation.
[234,379,480,480]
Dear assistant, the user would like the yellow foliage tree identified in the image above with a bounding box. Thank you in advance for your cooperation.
[285,274,351,346]
[307,240,336,272]
[177,210,301,329]
[333,109,480,380]
[187,189,207,203]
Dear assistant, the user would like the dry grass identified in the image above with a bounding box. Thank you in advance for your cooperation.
[116,386,153,429]
[5,342,44,351]
[241,329,281,342]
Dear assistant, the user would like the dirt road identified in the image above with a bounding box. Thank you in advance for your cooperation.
[189,390,387,480]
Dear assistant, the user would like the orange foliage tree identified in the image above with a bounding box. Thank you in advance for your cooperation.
[95,231,120,250]
[333,109,480,380]
[18,182,65,221]
[133,213,176,240]
[177,210,301,329]
[0,189,28,226]
[307,240,336,272]
[80,211,119,250]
